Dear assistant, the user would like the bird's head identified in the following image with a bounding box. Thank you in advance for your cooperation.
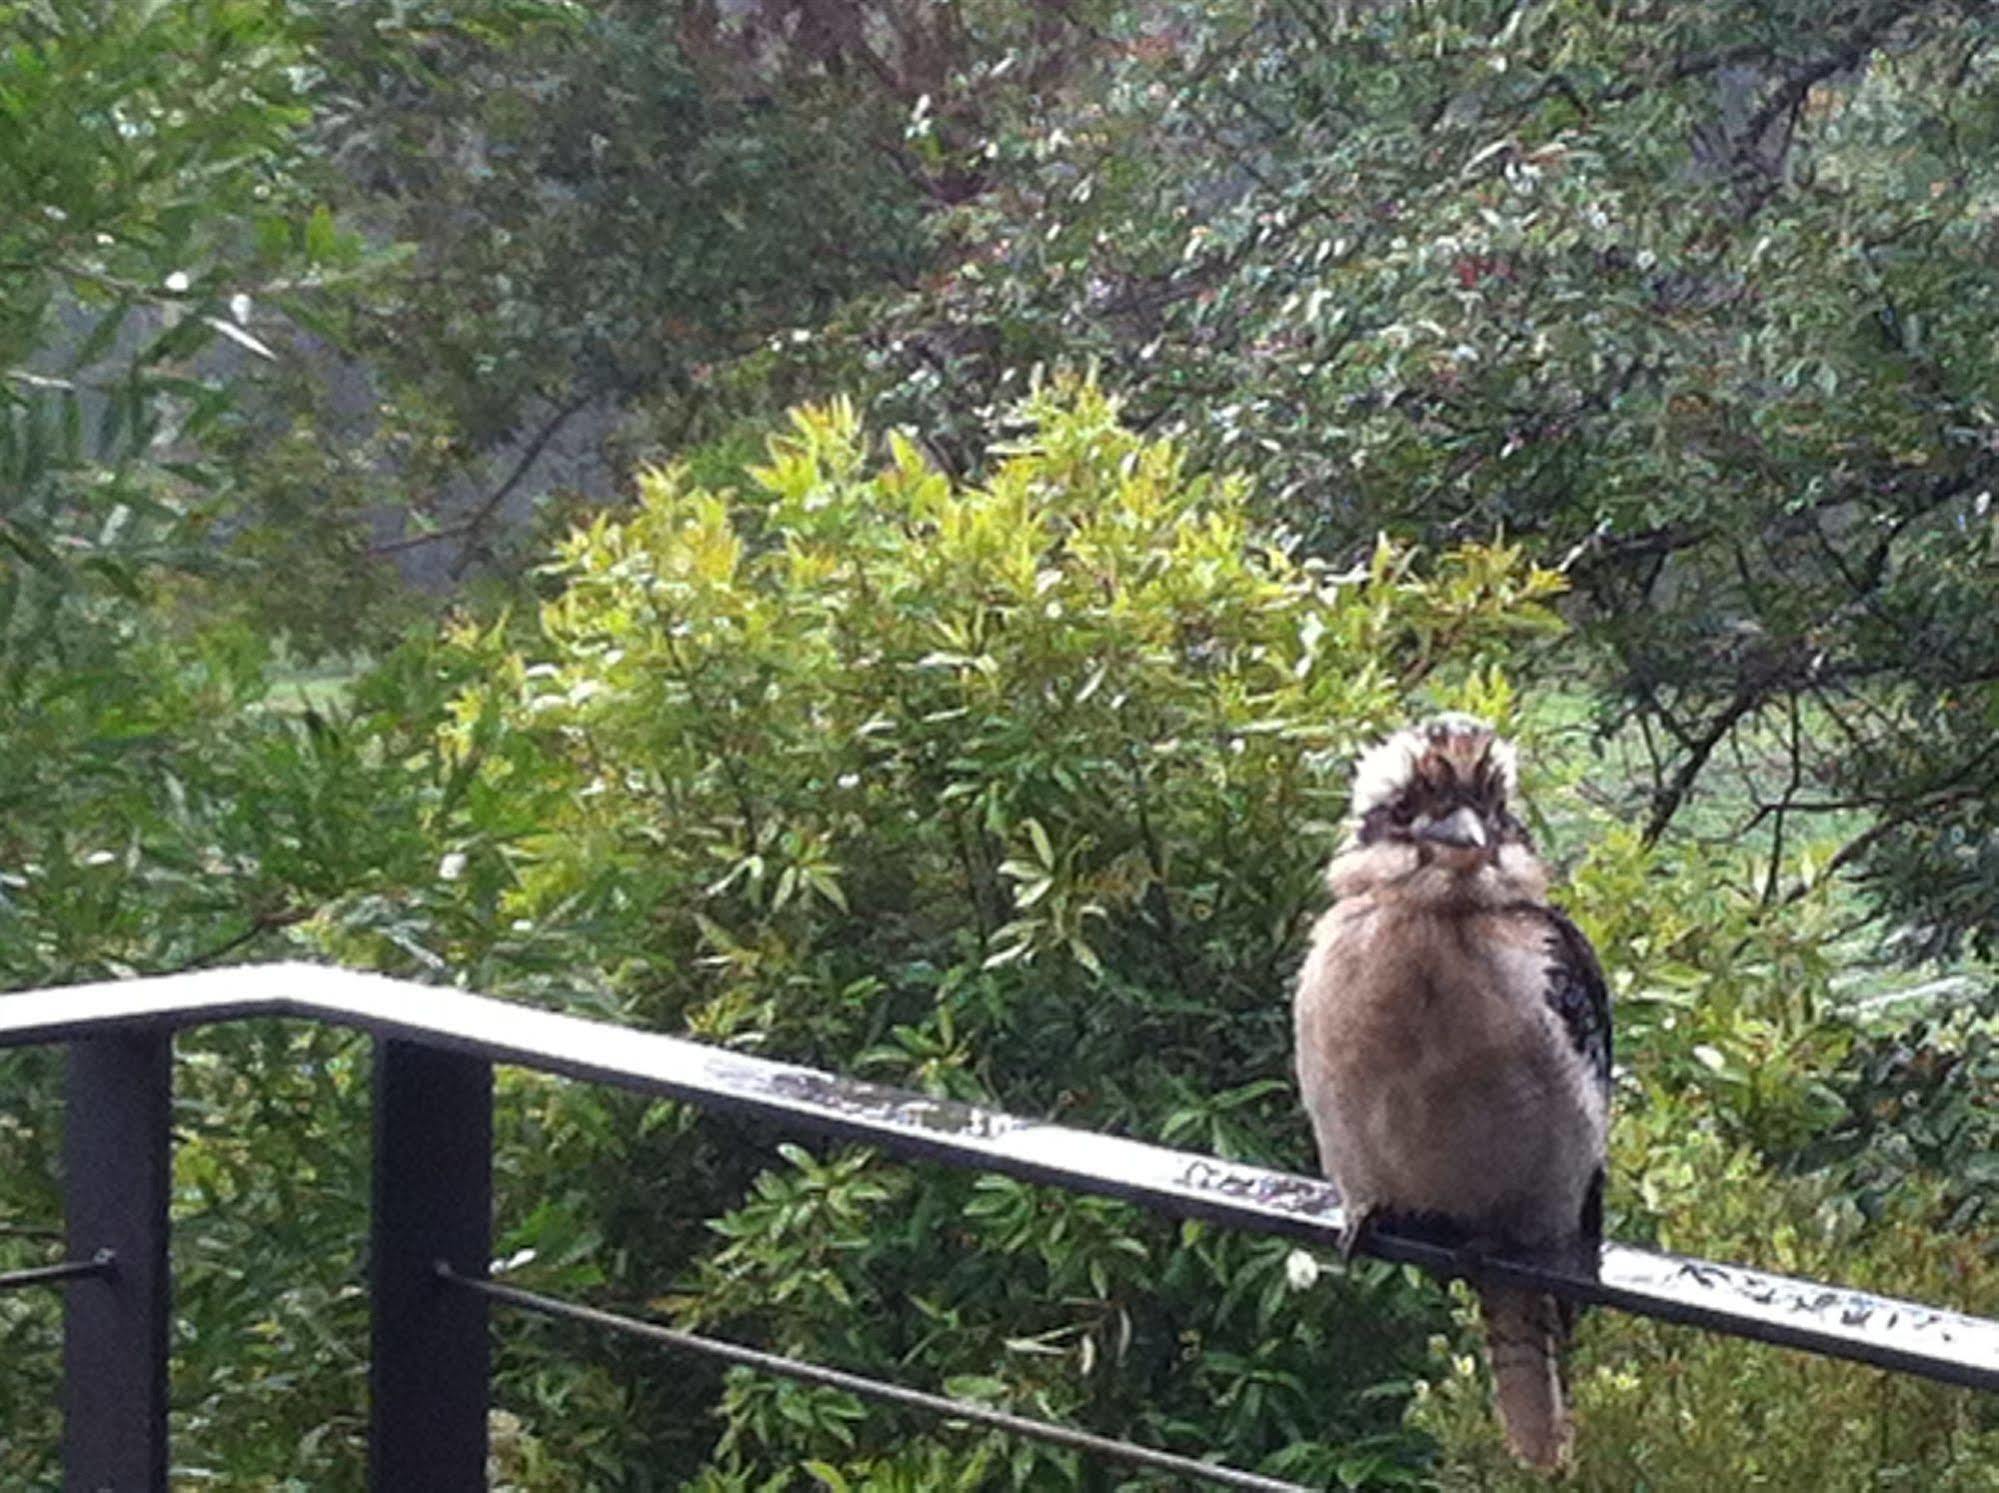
[1348,713,1524,871]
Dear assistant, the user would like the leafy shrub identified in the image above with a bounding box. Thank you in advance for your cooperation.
[439,378,1567,1482]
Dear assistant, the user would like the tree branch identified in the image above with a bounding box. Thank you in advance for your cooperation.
[446,391,597,579]
[1643,686,1763,845]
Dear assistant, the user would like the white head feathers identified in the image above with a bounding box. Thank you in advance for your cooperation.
[1349,712,1518,819]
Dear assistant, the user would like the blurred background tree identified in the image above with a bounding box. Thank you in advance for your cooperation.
[3,1,1996,1487]
[845,0,1999,961]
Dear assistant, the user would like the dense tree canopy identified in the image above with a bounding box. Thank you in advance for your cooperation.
[845,0,1999,956]
[3,2,1996,1488]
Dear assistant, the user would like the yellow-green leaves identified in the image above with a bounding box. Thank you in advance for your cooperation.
[467,379,1567,1003]
[418,386,1597,1492]
[429,377,1585,1480]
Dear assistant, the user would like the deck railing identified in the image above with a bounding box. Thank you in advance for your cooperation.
[3,961,1996,1490]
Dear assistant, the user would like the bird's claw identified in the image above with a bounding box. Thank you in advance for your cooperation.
[1338,1205,1376,1265]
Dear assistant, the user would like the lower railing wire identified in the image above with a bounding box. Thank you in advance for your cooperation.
[0,1251,113,1293]
[440,1266,1310,1493]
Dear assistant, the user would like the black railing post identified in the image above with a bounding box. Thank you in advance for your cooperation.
[369,1039,493,1491]
[63,1031,172,1492]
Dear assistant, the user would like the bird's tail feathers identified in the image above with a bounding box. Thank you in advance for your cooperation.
[1475,1282,1572,1471]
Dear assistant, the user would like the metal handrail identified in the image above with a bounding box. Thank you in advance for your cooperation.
[6,960,1999,1491]
[7,961,1997,1392]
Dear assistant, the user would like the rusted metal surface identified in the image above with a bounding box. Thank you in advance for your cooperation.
[7,961,1998,1393]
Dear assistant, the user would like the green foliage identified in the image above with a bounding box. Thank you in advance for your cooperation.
[302,0,932,452]
[1813,1005,1999,1236]
[5,4,1998,1487]
[0,0,318,363]
[437,382,1563,1482]
[169,1021,374,1487]
[851,0,1999,957]
[0,622,462,1486]
[0,0,370,647]
[468,379,1561,1050]
[1412,1155,1999,1489]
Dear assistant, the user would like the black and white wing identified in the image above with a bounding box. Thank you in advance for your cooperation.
[1530,903,1611,1276]
[1536,906,1611,1101]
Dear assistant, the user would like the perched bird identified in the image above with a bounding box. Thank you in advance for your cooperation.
[1293,713,1610,1470]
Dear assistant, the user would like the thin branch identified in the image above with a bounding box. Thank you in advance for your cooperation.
[368,392,594,563]
[446,391,596,579]
[1782,788,1979,905]
[1643,687,1762,845]
[1742,3,1918,150]
[1761,696,1806,906]
[1594,41,1780,106]
[3,368,77,392]
[1127,742,1195,999]
[165,906,309,975]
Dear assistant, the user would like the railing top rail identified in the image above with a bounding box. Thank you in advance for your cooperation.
[6,961,1997,1393]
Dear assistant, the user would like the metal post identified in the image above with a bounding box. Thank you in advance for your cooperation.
[64,1031,172,1492]
[369,1039,492,1491]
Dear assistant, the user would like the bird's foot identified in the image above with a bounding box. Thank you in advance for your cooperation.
[1338,1204,1377,1265]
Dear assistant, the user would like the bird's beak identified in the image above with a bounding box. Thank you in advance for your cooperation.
[1415,806,1488,851]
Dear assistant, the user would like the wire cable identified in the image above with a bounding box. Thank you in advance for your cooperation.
[440,1265,1310,1493]
[0,1249,115,1294]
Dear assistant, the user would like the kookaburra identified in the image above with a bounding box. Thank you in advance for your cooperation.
[1293,714,1610,1469]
